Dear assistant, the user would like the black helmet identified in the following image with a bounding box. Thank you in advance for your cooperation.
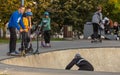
[75,53,81,58]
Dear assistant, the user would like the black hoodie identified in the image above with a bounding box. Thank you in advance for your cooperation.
[65,57,94,71]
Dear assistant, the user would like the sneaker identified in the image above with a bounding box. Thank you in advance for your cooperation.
[116,37,119,40]
[15,51,20,54]
[10,51,20,55]
[45,43,51,48]
[41,41,45,47]
[46,44,49,46]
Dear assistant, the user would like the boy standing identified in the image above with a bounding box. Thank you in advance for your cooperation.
[39,12,51,47]
[92,6,103,40]
[8,6,25,55]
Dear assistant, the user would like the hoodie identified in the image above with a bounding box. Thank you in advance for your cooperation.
[92,11,102,24]
[8,11,25,30]
[65,57,94,71]
[39,17,51,31]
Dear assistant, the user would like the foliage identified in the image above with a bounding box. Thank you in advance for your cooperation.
[0,0,20,38]
[0,0,120,38]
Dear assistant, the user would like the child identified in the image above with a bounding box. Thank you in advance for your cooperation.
[26,6,33,28]
[92,6,103,40]
[113,22,119,35]
[113,22,119,40]
[39,11,51,47]
[19,13,30,52]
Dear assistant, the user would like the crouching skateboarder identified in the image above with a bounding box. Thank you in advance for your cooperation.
[65,54,94,71]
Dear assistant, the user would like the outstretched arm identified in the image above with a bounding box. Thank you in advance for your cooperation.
[65,59,76,70]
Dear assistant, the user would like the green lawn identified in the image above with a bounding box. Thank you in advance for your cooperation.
[0,38,21,44]
[0,38,9,43]
[0,38,64,44]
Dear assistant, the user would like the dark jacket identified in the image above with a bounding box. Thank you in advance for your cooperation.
[65,57,94,71]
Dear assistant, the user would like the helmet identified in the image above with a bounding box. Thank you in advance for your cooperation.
[44,12,49,16]
[26,12,33,16]
[75,53,81,58]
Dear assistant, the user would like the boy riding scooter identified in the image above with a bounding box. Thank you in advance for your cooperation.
[19,13,33,56]
[39,11,51,47]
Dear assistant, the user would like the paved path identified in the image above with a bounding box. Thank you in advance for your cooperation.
[0,40,120,75]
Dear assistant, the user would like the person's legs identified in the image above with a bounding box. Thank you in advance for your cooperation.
[41,32,45,46]
[21,32,26,50]
[93,23,99,39]
[44,30,51,46]
[25,32,30,49]
[46,30,51,43]
[44,31,48,44]
[21,32,24,50]
[9,28,17,53]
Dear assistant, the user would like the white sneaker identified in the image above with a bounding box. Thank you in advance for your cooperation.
[116,37,119,40]
[10,51,20,55]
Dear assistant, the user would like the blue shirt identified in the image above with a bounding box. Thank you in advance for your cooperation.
[8,11,25,30]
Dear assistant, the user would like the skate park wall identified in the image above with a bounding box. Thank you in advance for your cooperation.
[1,48,120,72]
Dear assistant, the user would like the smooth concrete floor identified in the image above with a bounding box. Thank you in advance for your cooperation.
[1,48,120,72]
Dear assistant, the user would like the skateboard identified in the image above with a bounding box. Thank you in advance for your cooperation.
[91,39,102,43]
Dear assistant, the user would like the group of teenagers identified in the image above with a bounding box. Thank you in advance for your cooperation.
[7,6,51,55]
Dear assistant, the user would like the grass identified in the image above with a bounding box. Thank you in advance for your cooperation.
[0,38,64,44]
[0,38,9,44]
[0,38,21,44]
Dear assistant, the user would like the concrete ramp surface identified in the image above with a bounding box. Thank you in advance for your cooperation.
[1,48,120,72]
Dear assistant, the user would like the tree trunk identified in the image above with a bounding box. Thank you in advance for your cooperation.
[0,28,1,38]
[2,24,7,39]
[2,27,6,38]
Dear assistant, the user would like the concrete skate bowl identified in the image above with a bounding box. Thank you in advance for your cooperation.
[1,48,120,72]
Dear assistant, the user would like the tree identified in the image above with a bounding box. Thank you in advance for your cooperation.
[0,0,20,38]
[1,0,120,38]
[103,0,120,22]
[49,0,108,33]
